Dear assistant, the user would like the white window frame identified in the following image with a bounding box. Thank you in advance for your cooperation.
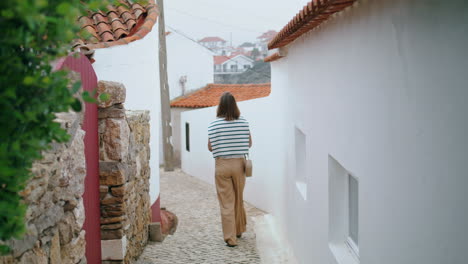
[347,173,359,259]
[328,155,360,264]
[294,126,307,200]
[346,237,359,259]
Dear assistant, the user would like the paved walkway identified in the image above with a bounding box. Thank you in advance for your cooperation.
[136,169,266,264]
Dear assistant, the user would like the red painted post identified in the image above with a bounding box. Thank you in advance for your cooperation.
[56,54,101,263]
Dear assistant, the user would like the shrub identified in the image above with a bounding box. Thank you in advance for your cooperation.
[0,0,122,254]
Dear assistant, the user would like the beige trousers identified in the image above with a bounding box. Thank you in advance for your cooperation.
[215,158,247,244]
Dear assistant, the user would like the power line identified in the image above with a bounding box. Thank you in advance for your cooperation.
[166,7,263,34]
[181,0,281,24]
[166,25,271,79]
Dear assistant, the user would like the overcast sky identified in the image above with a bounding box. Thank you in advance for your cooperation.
[164,0,311,46]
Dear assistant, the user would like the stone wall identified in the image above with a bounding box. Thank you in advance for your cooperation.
[97,81,151,264]
[0,111,87,264]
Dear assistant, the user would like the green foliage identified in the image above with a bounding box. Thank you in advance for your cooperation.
[0,0,120,255]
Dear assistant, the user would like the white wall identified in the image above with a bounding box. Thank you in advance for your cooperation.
[180,1,468,264]
[167,33,214,99]
[273,0,468,263]
[180,90,287,215]
[91,28,161,203]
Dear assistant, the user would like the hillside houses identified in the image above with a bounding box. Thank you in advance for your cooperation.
[213,54,254,74]
[198,30,276,81]
[198,36,229,55]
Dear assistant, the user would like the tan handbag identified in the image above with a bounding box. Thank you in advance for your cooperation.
[244,154,252,177]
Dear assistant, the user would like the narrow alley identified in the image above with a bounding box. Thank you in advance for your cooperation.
[136,169,265,264]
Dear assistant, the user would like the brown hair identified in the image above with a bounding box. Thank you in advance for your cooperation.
[216,92,240,121]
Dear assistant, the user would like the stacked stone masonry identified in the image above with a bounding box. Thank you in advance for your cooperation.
[98,81,151,264]
[0,110,87,263]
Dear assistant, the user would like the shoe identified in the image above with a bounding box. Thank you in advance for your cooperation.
[225,239,238,247]
[236,234,242,238]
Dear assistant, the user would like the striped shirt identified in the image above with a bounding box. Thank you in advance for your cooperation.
[208,117,250,158]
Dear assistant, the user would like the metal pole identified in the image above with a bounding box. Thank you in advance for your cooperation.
[157,0,174,171]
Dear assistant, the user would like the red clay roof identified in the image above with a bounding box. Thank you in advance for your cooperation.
[268,0,356,49]
[171,83,271,108]
[214,56,230,65]
[264,52,284,62]
[75,0,158,50]
[199,37,226,43]
[214,54,253,65]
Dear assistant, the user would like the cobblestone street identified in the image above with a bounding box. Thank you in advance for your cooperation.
[136,169,266,264]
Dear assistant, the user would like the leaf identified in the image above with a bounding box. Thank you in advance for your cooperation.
[71,98,82,112]
[1,10,14,19]
[99,93,110,102]
[36,0,48,8]
[82,91,98,103]
[23,76,35,85]
[56,3,72,15]
[71,81,82,94]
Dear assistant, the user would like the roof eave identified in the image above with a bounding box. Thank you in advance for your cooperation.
[268,0,357,50]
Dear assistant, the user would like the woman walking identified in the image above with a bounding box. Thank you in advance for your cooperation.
[208,92,252,247]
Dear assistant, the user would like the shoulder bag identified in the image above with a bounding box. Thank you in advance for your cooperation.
[244,154,252,177]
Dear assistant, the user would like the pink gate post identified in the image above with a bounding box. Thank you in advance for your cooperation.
[56,54,101,263]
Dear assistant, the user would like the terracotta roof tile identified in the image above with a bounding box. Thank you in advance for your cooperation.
[264,52,284,62]
[171,83,271,108]
[268,0,356,49]
[214,56,230,65]
[77,0,158,50]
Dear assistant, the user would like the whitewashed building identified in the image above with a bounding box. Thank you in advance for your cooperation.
[256,30,277,57]
[179,0,468,263]
[198,36,228,55]
[76,0,163,222]
[214,54,254,74]
[170,83,270,167]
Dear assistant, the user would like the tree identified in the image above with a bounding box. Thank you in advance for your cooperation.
[250,48,261,60]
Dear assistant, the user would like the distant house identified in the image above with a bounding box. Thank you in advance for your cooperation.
[199,36,227,55]
[239,42,256,52]
[169,83,271,167]
[256,30,278,57]
[213,54,254,74]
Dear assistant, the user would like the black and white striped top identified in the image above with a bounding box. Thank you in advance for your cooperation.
[208,117,250,158]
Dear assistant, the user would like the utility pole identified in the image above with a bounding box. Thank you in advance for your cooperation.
[157,0,174,171]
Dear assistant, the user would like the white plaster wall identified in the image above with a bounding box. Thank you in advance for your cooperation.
[273,0,468,263]
[180,1,468,264]
[91,28,161,203]
[166,33,214,99]
[180,86,287,216]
